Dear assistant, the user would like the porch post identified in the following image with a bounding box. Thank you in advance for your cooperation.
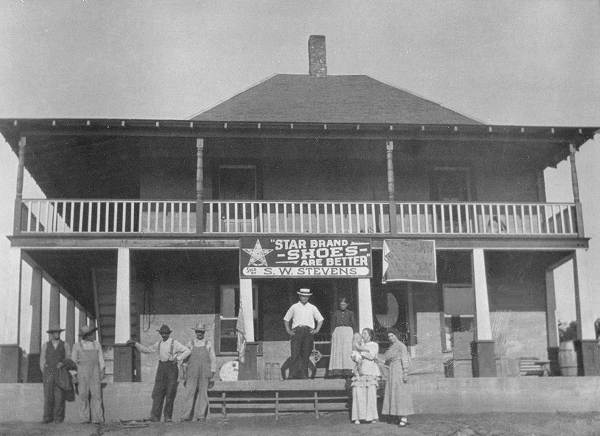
[13,136,26,234]
[406,283,417,353]
[357,278,374,331]
[386,140,397,234]
[572,250,600,375]
[26,267,43,382]
[48,284,60,330]
[471,249,496,377]
[569,144,585,237]
[239,278,254,342]
[545,266,560,374]
[196,138,205,234]
[114,247,134,381]
[65,298,75,348]
[0,248,23,382]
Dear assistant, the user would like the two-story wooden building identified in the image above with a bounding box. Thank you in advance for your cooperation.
[1,35,598,384]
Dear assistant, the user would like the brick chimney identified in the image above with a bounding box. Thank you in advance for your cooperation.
[308,35,327,77]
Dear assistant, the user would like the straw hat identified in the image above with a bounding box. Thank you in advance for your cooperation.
[297,288,312,296]
[191,322,206,332]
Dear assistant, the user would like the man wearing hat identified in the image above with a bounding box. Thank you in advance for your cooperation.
[179,322,216,422]
[283,288,324,379]
[40,324,71,423]
[129,324,190,422]
[71,324,105,424]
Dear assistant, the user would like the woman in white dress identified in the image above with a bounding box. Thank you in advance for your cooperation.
[351,328,380,424]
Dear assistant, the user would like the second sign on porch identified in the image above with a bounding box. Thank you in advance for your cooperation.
[239,237,372,278]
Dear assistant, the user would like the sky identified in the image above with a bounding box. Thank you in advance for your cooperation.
[0,0,599,336]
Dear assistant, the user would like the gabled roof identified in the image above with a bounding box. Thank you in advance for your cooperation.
[192,74,480,124]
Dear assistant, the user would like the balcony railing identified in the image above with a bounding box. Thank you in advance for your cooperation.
[19,199,579,237]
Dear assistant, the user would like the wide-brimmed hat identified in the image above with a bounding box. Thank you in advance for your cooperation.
[46,324,64,333]
[297,288,312,296]
[79,324,97,337]
[157,324,172,334]
[191,322,206,332]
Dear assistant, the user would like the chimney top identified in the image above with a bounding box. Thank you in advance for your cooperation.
[308,35,327,78]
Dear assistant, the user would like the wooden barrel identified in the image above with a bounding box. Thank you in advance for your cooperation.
[558,341,578,376]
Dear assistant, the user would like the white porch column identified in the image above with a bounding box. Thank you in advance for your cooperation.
[572,249,600,375]
[65,299,75,347]
[48,284,61,330]
[0,248,22,345]
[357,278,374,331]
[545,268,559,349]
[472,249,492,341]
[239,278,254,342]
[114,247,131,343]
[29,267,43,355]
[573,250,595,340]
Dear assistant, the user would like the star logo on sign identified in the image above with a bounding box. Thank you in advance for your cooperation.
[242,239,273,267]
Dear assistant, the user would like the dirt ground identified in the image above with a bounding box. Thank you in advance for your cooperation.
[2,412,600,436]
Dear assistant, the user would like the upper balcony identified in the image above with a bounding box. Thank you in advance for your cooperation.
[18,198,580,238]
[1,118,596,248]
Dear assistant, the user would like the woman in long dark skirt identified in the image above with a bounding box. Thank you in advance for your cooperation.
[328,297,356,377]
[381,328,414,427]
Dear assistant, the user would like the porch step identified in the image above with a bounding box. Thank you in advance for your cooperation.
[92,267,138,349]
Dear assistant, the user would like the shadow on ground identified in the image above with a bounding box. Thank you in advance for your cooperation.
[2,412,600,436]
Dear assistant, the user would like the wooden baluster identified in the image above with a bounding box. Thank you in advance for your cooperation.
[104,201,109,233]
[370,203,376,234]
[26,200,32,232]
[36,200,42,232]
[200,201,205,233]
[315,203,320,233]
[51,201,58,233]
[567,204,574,234]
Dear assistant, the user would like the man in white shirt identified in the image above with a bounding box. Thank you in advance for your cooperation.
[283,288,324,379]
[129,324,190,422]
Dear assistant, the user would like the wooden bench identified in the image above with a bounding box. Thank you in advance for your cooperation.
[208,379,349,420]
[519,357,550,376]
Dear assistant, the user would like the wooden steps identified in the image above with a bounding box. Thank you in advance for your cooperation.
[92,267,139,383]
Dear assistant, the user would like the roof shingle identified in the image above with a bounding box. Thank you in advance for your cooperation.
[193,74,479,125]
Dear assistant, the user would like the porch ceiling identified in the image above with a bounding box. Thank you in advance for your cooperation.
[0,119,597,199]
[24,249,117,315]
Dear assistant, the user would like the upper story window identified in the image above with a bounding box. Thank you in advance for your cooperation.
[431,167,472,202]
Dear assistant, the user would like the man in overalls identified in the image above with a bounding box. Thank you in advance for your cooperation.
[71,324,105,424]
[180,322,216,422]
[130,324,190,422]
[40,323,71,423]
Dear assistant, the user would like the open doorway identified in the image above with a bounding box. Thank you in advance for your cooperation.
[255,279,357,342]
